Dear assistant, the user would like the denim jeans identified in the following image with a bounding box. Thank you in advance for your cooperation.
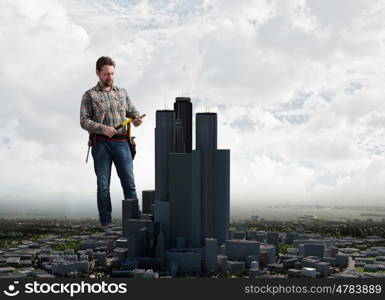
[91,139,137,224]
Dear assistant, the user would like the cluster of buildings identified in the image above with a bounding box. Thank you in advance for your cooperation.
[226,224,385,278]
[117,97,231,276]
[1,223,385,278]
[2,224,385,278]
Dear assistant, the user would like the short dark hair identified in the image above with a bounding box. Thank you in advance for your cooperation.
[96,56,115,71]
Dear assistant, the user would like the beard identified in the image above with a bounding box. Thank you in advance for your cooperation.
[100,79,113,88]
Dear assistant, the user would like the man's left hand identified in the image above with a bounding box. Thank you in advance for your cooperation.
[132,114,146,127]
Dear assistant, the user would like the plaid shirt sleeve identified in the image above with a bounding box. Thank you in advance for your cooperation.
[80,92,106,134]
[123,89,141,119]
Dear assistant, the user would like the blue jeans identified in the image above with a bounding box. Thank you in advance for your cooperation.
[91,140,137,224]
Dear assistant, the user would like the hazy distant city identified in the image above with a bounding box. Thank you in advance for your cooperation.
[2,204,385,223]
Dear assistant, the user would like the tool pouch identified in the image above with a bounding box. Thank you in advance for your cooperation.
[88,134,96,148]
[128,136,136,160]
[126,122,136,160]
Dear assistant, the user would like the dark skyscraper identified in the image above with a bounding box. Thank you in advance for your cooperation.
[153,101,230,250]
[120,96,230,272]
[196,113,217,240]
[174,97,192,153]
[168,151,202,248]
[155,110,175,202]
[154,110,175,248]
[196,113,230,245]
[196,113,217,150]
[213,149,230,244]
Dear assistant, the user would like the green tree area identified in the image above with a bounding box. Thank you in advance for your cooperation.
[355,266,385,274]
[278,243,291,254]
[52,240,81,252]
[0,233,51,248]
[0,239,20,248]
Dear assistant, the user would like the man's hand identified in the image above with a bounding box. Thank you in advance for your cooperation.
[103,126,117,138]
[132,114,146,127]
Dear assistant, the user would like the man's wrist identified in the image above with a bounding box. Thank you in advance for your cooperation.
[98,124,108,135]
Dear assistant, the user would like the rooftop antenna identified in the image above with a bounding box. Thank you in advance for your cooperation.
[164,95,167,110]
[205,96,208,112]
[181,64,188,97]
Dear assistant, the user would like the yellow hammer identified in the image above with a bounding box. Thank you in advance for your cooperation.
[115,118,132,130]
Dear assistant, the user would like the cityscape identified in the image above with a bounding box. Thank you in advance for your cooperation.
[0,97,385,278]
[1,216,385,278]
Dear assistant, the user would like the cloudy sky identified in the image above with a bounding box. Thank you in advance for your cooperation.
[1,0,385,218]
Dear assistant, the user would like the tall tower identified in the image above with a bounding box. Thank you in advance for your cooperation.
[196,113,217,240]
[155,110,175,202]
[196,113,230,245]
[154,110,175,248]
[168,151,202,248]
[174,97,192,153]
[169,98,202,248]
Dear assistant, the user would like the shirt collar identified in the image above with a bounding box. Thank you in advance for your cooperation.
[95,81,117,92]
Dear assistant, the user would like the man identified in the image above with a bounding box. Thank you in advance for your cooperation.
[80,56,145,228]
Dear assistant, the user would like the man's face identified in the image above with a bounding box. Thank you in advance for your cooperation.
[96,65,115,88]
